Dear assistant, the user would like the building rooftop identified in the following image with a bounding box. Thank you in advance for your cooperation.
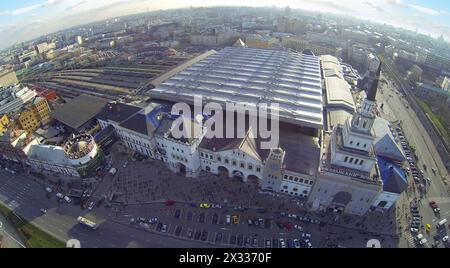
[52,95,109,130]
[96,102,142,125]
[372,117,406,162]
[200,122,320,176]
[149,47,324,129]
[378,156,408,194]
[324,77,355,112]
[27,144,71,166]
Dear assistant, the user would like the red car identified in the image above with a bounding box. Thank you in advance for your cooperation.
[429,201,440,213]
[282,221,294,230]
[165,200,176,206]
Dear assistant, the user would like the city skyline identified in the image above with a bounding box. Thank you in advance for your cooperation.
[0,0,450,50]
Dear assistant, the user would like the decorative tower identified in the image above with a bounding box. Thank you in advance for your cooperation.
[329,64,381,173]
[261,148,285,191]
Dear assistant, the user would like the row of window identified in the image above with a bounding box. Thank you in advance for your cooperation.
[283,174,314,185]
[172,154,188,163]
[201,151,263,173]
[200,152,212,159]
[349,140,367,149]
[280,189,308,197]
[343,156,364,165]
[282,185,308,194]
[120,133,151,149]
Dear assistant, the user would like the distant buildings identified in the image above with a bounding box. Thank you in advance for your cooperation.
[190,30,239,46]
[0,68,19,89]
[0,85,37,115]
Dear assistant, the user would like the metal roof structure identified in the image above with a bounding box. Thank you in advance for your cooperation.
[149,47,324,129]
[52,95,109,130]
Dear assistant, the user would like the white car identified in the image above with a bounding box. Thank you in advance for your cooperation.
[302,233,312,239]
[442,236,449,243]
[279,238,287,248]
[288,213,297,219]
[161,224,168,233]
[45,187,53,193]
[64,196,71,203]
[226,215,231,225]
[56,192,64,199]
[88,201,95,210]
[410,228,419,233]
[294,224,303,232]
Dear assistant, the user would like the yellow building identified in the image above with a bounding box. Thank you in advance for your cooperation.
[33,97,52,125]
[17,97,52,134]
[0,114,9,135]
[18,108,40,134]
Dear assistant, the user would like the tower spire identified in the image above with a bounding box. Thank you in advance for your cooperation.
[367,63,381,102]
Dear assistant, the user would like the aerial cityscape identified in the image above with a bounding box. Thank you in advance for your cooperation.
[0,0,449,251]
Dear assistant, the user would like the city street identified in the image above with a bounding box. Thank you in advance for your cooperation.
[377,74,450,247]
[0,169,212,248]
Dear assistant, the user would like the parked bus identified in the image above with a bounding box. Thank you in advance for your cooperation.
[77,216,99,230]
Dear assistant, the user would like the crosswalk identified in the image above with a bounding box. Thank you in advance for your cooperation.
[402,231,416,247]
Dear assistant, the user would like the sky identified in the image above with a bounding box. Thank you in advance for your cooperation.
[0,0,449,50]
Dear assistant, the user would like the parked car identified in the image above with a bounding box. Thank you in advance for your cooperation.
[429,201,440,213]
[252,237,258,247]
[279,238,287,248]
[293,239,301,248]
[174,209,181,219]
[87,201,95,210]
[230,235,237,245]
[302,233,312,239]
[294,224,303,232]
[187,228,194,239]
[45,187,53,193]
[265,239,272,248]
[226,215,231,225]
[165,200,175,206]
[161,224,168,233]
[148,217,158,224]
[247,219,253,226]
[40,208,47,214]
[200,203,211,209]
[56,192,64,199]
[232,215,239,225]
[64,196,71,203]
